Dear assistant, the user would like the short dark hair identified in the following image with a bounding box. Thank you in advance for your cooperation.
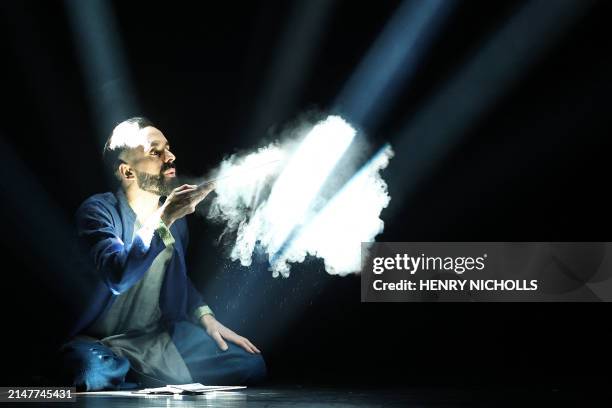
[102,116,155,178]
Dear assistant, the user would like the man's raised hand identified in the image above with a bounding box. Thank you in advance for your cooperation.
[160,183,215,227]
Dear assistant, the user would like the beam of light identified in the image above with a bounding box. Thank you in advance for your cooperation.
[64,0,139,141]
[274,0,591,276]
[242,0,336,144]
[385,0,594,217]
[262,0,453,271]
[334,0,453,130]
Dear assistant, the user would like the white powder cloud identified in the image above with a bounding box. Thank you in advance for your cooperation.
[207,115,393,277]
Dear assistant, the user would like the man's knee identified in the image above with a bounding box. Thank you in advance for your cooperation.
[241,353,266,384]
[207,346,267,385]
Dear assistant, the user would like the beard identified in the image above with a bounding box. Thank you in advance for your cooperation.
[135,168,179,196]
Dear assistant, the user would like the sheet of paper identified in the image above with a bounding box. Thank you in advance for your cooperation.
[78,384,246,397]
[133,383,246,394]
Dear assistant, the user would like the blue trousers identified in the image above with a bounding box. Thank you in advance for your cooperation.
[59,321,266,390]
[57,338,131,391]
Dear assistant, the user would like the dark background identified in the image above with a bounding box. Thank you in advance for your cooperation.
[1,0,611,388]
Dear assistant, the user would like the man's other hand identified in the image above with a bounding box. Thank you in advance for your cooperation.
[200,314,261,354]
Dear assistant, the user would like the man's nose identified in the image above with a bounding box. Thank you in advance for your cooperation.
[164,150,176,163]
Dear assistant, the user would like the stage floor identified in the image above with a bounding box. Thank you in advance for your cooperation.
[16,385,608,407]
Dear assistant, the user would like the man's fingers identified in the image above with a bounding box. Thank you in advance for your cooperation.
[220,330,253,354]
[197,181,216,191]
[174,184,190,192]
[174,184,196,192]
[239,339,255,354]
[184,185,212,200]
[246,339,261,354]
[174,187,197,196]
[243,338,260,354]
[211,325,260,354]
[231,335,258,354]
[211,331,228,351]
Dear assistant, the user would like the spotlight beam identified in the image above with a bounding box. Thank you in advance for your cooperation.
[385,0,594,217]
[334,0,454,131]
[271,0,454,267]
[64,0,139,143]
[243,0,336,144]
[280,0,592,265]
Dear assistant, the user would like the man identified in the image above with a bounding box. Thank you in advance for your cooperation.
[62,117,265,390]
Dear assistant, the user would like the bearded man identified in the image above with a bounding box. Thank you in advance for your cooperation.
[60,117,265,390]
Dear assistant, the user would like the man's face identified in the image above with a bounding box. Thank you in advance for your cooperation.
[121,126,179,196]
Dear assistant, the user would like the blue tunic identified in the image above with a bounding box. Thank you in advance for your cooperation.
[71,188,206,337]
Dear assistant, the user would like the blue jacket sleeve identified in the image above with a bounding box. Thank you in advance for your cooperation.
[187,279,214,321]
[186,274,205,310]
[76,199,171,295]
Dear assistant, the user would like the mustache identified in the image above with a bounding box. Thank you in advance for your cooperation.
[161,162,176,173]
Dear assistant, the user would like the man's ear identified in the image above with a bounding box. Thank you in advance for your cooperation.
[118,162,135,180]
